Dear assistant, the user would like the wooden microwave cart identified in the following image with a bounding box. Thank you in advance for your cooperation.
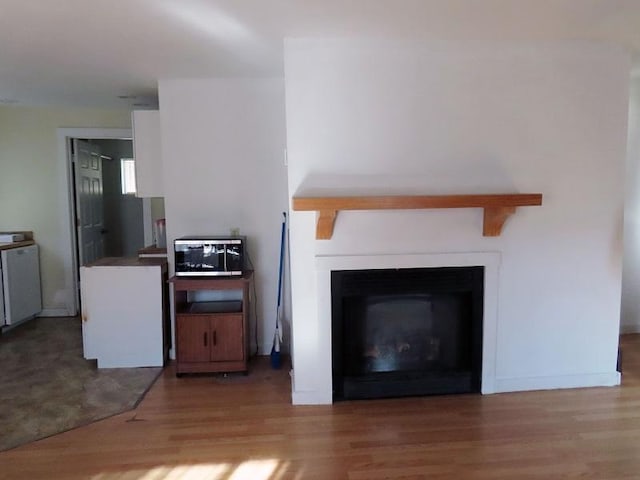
[170,272,253,376]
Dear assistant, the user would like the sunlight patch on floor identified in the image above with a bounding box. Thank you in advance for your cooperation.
[228,460,279,479]
[91,459,281,480]
[139,464,230,479]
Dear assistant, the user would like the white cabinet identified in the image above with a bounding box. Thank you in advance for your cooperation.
[1,244,42,327]
[80,258,169,368]
[132,110,163,197]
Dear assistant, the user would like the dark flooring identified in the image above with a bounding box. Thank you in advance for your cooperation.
[0,316,162,451]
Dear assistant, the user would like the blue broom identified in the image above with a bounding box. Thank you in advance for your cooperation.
[271,212,286,369]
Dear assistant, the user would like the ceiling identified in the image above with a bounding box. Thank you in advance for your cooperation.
[1,0,640,108]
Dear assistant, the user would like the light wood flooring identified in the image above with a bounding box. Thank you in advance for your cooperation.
[2,335,640,479]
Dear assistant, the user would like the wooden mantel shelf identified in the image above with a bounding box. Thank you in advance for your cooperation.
[292,193,543,240]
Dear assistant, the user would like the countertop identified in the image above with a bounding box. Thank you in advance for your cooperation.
[138,245,168,256]
[85,257,167,268]
[0,240,35,251]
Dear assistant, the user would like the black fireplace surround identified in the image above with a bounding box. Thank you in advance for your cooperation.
[331,266,483,400]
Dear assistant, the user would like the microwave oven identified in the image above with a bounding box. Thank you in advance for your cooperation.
[174,236,246,276]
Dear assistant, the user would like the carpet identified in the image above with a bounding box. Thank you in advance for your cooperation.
[0,316,162,451]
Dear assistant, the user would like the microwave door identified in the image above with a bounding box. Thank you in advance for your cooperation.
[201,243,224,273]
[175,243,222,275]
[223,244,228,272]
[226,243,243,273]
[174,238,243,276]
[174,243,193,274]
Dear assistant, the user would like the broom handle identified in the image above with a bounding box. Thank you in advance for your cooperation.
[276,212,286,316]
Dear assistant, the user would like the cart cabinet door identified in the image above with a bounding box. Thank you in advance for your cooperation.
[210,314,244,362]
[177,315,211,363]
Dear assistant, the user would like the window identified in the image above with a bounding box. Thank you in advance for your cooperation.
[120,158,137,195]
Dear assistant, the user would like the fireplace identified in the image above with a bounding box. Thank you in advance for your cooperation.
[331,266,483,400]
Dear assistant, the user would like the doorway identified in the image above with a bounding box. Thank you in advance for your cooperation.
[91,139,144,258]
[56,127,149,316]
[71,138,145,266]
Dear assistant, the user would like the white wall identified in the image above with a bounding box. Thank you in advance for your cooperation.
[158,78,288,355]
[621,77,640,332]
[285,40,630,403]
[0,106,131,316]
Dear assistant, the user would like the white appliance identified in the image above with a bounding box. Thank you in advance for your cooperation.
[1,244,42,327]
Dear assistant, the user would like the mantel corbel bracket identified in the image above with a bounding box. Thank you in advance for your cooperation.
[482,206,517,237]
[292,193,543,240]
[316,210,338,240]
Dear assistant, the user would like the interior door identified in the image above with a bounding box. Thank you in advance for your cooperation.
[73,139,105,266]
[0,260,5,326]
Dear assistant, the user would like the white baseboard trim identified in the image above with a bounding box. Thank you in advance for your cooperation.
[620,324,640,334]
[493,372,621,393]
[38,308,74,317]
[291,389,333,405]
[290,369,333,404]
[261,342,272,356]
[290,372,621,404]
[260,342,290,356]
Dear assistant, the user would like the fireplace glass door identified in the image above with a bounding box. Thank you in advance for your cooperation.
[332,267,483,400]
[344,293,472,376]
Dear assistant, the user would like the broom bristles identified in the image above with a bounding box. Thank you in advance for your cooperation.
[273,330,281,353]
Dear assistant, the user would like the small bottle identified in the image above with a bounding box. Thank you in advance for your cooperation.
[155,219,166,248]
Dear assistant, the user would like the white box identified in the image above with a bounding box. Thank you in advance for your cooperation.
[0,233,25,243]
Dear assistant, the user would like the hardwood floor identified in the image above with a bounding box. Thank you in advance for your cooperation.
[2,335,640,479]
